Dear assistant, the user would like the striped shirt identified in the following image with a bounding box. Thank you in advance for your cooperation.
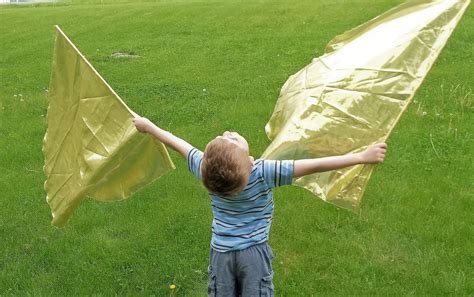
[187,148,294,252]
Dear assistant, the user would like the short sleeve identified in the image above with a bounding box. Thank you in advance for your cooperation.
[187,148,203,180]
[261,160,294,188]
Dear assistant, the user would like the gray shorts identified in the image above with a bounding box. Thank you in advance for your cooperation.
[208,242,274,297]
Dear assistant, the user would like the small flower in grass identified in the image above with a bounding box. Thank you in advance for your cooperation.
[169,284,176,290]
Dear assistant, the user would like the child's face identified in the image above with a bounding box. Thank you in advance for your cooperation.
[217,131,250,155]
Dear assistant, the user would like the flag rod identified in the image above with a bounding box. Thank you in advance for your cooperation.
[53,25,137,117]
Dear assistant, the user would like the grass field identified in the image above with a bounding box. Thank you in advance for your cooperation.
[0,0,472,295]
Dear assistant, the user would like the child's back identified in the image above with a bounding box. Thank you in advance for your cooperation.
[188,148,293,252]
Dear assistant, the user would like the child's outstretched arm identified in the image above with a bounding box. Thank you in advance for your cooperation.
[293,143,387,178]
[133,116,194,159]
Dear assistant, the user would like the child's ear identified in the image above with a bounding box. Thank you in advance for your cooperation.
[249,156,255,162]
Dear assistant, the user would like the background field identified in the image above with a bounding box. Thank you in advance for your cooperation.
[0,0,472,295]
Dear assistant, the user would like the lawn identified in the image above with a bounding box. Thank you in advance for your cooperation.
[0,0,472,295]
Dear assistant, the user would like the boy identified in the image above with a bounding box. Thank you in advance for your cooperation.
[133,116,387,297]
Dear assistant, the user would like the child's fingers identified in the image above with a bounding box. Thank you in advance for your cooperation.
[378,153,385,162]
[132,117,143,125]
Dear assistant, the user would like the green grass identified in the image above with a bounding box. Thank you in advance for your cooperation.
[0,0,472,295]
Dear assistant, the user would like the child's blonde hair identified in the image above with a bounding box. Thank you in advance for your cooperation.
[201,138,250,196]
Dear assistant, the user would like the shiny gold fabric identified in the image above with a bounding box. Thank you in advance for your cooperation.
[262,0,470,210]
[43,26,175,227]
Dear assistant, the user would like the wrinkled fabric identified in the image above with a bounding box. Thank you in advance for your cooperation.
[43,26,175,227]
[262,0,470,210]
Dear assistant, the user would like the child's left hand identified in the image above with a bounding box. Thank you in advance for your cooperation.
[132,116,153,133]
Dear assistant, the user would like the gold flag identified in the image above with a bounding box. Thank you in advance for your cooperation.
[43,26,175,227]
[262,0,470,210]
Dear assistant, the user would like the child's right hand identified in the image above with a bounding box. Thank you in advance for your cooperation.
[360,143,387,164]
[132,116,153,133]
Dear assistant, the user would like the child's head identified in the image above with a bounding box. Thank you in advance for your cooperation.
[201,131,253,196]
